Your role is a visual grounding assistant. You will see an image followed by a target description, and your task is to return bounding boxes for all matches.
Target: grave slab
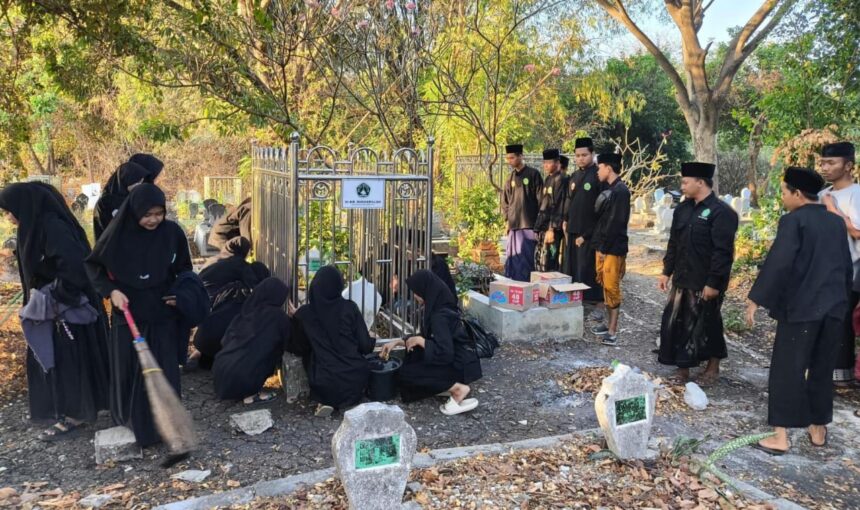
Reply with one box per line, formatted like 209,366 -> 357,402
230,409 -> 274,436
94,426 -> 142,465
331,402 -> 417,510
462,290 -> 582,342
594,364 -> 657,459
281,352 -> 310,403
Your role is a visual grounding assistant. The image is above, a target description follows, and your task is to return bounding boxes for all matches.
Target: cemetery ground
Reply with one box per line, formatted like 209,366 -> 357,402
1,230 -> 859,509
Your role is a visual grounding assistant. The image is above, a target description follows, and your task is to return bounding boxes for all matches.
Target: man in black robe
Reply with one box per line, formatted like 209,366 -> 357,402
501,144 -> 543,281
818,141 -> 859,384
563,137 -> 604,312
535,149 -> 567,271
746,167 -> 852,454
658,162 -> 738,384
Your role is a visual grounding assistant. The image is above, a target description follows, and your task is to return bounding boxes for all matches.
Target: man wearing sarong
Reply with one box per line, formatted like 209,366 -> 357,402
501,144 -> 543,281
746,167 -> 851,455
563,137 -> 604,318
818,141 -> 859,384
658,162 -> 738,384
535,149 -> 567,271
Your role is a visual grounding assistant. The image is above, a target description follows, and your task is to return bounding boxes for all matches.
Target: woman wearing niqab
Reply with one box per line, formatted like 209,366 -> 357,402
290,265 -> 375,416
381,270 -> 482,415
0,183 -> 110,440
213,277 -> 290,403
85,184 -> 193,447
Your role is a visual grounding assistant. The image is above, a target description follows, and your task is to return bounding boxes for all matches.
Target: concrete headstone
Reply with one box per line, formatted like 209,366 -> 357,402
594,364 -> 656,459
332,402 -> 417,510
281,352 -> 310,403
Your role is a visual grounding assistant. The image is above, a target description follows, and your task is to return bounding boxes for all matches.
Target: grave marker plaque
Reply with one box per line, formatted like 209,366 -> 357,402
594,364 -> 656,459
332,403 -> 417,510
615,395 -> 647,426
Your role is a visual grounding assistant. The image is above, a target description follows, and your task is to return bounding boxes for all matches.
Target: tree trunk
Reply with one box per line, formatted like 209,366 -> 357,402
747,114 -> 766,207
687,107 -> 719,192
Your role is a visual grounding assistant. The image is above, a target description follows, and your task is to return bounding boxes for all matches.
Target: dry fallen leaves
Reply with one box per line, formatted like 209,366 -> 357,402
556,366 -> 688,415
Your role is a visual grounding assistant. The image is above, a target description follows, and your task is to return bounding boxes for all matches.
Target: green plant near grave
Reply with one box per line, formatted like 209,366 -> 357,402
734,169 -> 784,270
722,306 -> 749,334
453,260 -> 493,297
671,432 -> 776,488
454,185 -> 504,255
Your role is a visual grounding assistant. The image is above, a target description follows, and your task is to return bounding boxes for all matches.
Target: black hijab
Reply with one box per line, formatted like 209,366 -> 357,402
406,269 -> 459,335
223,236 -> 251,258
224,277 -> 289,350
297,265 -> 351,345
104,161 -> 149,197
88,183 -> 176,289
0,183 -> 89,291
129,153 -> 164,183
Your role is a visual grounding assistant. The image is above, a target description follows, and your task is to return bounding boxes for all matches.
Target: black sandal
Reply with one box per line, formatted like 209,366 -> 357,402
38,419 -> 82,442
243,392 -> 277,405
751,441 -> 788,456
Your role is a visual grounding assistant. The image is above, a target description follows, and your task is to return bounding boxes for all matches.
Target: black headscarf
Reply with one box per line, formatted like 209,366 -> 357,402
249,262 -> 271,283
223,236 -> 251,258
129,153 -> 164,183
226,277 -> 289,350
88,183 -> 175,289
297,265 -> 351,345
0,183 -> 89,292
104,161 -> 150,197
406,269 -> 458,335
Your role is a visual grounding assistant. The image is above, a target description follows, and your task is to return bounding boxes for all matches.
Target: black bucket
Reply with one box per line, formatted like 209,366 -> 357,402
366,353 -> 402,402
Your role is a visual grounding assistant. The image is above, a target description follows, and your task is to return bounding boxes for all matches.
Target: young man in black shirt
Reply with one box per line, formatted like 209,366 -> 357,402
590,153 -> 630,345
501,144 -> 543,281
535,149 -> 567,271
658,162 -> 739,384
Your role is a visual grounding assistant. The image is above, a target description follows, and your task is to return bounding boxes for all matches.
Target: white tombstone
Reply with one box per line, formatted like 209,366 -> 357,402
722,194 -> 732,204
740,188 -> 752,216
177,190 -> 188,203
658,207 -> 674,233
651,194 -> 674,233
188,190 -> 202,203
634,196 -> 646,214
730,196 -> 743,215
594,364 -> 657,459
332,403 -> 417,510
81,183 -> 101,210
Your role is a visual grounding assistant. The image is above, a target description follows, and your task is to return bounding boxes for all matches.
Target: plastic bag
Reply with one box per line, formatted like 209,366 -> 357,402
461,315 -> 499,359
342,277 -> 383,331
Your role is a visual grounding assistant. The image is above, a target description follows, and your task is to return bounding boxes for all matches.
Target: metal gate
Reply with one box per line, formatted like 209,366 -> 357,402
452,153 -> 546,210
252,133 -> 435,336
203,176 -> 243,205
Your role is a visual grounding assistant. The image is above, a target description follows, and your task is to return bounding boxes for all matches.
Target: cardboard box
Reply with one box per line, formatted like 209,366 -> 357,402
488,281 -> 540,311
530,271 -> 572,285
538,282 -> 590,309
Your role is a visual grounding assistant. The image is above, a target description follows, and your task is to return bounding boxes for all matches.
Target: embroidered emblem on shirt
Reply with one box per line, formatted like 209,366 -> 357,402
139,274 -> 150,280
699,208 -> 711,219
523,178 -> 530,185
584,183 -> 592,191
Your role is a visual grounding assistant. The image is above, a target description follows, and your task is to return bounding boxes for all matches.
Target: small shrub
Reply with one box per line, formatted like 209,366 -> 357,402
453,185 -> 504,255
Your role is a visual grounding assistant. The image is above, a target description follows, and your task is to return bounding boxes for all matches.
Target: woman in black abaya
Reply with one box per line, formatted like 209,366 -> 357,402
213,277 -> 290,403
0,183 -> 109,440
85,184 -> 192,448
381,270 -> 482,415
290,265 -> 375,416
198,237 -> 253,297
93,161 -> 149,239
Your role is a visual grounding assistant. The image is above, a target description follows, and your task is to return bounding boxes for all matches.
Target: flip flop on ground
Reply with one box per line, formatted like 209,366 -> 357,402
38,419 -> 82,442
314,404 -> 335,417
243,391 -> 277,405
439,397 -> 479,416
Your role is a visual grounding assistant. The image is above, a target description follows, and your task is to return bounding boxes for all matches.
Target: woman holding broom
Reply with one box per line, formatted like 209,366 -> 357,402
0,183 -> 110,441
86,184 -> 193,448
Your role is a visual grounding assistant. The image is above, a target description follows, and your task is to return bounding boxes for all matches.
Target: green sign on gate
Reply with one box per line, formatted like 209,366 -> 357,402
615,395 -> 647,426
355,435 -> 400,470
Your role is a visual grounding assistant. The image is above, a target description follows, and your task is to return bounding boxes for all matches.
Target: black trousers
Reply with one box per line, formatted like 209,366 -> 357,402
563,234 -> 603,302
834,291 -> 859,382
535,229 -> 563,272
769,317 -> 842,427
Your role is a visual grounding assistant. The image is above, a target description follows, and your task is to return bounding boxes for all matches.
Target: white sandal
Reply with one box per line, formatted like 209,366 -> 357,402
439,397 -> 479,415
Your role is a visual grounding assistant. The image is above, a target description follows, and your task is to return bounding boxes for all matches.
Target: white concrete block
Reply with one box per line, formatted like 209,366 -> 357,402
94,426 -> 142,465
462,290 -> 583,342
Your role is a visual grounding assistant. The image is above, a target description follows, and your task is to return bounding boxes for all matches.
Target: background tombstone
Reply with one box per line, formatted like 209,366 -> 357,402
594,364 -> 657,459
332,402 -> 417,510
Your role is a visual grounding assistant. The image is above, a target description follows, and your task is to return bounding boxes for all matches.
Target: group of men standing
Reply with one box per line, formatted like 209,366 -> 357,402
499,138 -> 859,455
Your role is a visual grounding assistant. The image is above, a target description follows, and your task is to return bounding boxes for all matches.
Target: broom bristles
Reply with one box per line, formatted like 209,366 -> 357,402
135,341 -> 197,456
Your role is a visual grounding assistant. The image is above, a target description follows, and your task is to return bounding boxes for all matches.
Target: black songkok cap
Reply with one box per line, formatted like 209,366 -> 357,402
598,153 -> 622,167
821,142 -> 855,162
574,137 -> 593,149
542,148 -> 560,160
784,166 -> 825,195
505,144 -> 524,155
680,162 -> 715,179
559,155 -> 569,169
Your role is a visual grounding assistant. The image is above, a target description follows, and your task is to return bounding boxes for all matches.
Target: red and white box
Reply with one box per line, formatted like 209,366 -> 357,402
488,280 -> 540,311
538,282 -> 590,309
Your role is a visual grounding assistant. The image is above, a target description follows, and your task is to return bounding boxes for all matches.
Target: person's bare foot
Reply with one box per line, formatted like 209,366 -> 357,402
697,370 -> 719,386
669,368 -> 690,384
449,383 -> 471,404
808,425 -> 827,446
757,427 -> 789,453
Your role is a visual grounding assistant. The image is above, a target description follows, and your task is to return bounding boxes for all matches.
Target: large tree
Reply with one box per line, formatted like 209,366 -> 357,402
593,0 -> 798,182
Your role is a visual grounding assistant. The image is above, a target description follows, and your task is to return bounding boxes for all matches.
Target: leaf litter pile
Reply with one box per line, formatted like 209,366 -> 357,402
0,282 -> 26,404
233,436 -> 775,510
556,367 -> 688,415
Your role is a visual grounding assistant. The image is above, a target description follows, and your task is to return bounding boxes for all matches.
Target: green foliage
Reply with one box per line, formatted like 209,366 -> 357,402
722,307 -> 749,334
453,185 -> 505,253
734,169 -> 784,268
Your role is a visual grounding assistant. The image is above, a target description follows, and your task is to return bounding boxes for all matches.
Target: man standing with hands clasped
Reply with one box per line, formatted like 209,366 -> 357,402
746,167 -> 852,455
535,149 -> 567,271
818,142 -> 859,385
658,162 -> 738,384
501,144 -> 543,281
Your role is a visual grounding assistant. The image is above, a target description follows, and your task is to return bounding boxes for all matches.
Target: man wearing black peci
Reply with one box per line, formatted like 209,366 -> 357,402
501,144 -> 543,281
534,149 -> 567,271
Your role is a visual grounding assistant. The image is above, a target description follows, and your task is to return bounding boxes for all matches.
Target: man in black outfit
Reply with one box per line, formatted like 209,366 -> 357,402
746,167 -> 852,455
501,144 -> 543,281
563,137 -> 604,313
535,149 -> 567,271
658,162 -> 739,384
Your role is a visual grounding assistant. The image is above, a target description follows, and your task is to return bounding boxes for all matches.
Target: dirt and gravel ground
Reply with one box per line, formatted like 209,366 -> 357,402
1,229 -> 859,508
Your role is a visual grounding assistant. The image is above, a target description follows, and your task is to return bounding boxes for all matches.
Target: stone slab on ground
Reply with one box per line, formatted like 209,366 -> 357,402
171,470 -> 211,483
463,290 -> 583,342
94,426 -> 142,465
281,352 -> 310,403
230,409 -> 273,436
594,364 -> 657,459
